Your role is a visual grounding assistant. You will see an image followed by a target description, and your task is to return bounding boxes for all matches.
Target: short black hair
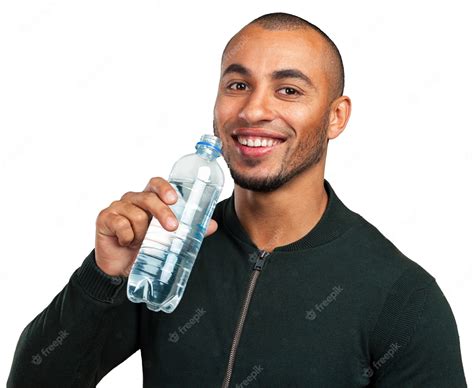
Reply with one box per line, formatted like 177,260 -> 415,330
222,12 -> 345,100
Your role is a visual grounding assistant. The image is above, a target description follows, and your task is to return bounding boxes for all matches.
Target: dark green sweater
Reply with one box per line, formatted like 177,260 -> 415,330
8,179 -> 467,387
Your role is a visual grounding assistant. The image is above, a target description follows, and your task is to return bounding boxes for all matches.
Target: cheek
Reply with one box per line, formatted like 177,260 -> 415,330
279,104 -> 318,133
214,95 -> 239,126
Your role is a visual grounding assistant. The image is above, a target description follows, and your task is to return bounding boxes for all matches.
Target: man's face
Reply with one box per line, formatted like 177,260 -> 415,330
213,25 -> 334,192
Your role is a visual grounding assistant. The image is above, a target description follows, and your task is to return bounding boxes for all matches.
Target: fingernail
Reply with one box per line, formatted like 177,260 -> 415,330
166,191 -> 177,202
167,217 -> 178,229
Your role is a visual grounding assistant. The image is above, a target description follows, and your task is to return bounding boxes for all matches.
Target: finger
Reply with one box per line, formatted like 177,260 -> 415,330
108,201 -> 152,246
99,212 -> 135,247
121,191 -> 178,231
204,219 -> 218,237
143,177 -> 178,205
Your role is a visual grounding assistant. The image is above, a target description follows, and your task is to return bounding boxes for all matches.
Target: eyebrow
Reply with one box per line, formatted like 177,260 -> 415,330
271,69 -> 315,89
222,63 -> 251,77
222,63 -> 315,89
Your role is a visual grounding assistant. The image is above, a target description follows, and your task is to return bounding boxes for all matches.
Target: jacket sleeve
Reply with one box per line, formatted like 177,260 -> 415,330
7,249 -> 141,388
370,279 -> 467,388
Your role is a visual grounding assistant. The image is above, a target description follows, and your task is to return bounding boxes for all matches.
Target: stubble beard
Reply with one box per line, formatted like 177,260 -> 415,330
213,115 -> 329,193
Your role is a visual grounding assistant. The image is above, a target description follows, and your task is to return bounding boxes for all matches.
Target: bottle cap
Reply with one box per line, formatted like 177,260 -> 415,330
196,134 -> 222,154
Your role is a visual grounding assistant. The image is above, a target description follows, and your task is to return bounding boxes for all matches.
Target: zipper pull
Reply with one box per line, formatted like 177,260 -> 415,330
253,250 -> 270,271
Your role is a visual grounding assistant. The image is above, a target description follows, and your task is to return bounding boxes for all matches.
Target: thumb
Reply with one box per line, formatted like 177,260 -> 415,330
204,219 -> 218,237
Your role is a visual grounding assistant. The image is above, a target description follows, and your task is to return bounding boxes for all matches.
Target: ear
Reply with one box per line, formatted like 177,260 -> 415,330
327,96 -> 351,140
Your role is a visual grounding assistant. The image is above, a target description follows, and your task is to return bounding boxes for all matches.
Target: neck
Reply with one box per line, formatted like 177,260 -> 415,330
234,161 -> 328,252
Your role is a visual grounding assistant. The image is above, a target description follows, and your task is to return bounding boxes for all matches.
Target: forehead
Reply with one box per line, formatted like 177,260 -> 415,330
222,25 -> 328,77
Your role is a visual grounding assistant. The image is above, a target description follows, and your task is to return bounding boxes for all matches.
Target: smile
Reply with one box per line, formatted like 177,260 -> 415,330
236,136 -> 284,148
232,135 -> 285,158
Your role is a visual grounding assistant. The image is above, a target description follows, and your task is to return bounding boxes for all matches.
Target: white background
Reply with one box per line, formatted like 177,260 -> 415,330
1,0 -> 472,386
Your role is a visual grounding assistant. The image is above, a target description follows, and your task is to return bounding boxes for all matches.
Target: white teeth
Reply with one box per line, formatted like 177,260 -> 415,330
237,136 -> 282,147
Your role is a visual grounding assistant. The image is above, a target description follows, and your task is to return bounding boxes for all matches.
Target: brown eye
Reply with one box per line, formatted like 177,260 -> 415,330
228,82 -> 248,91
278,87 -> 299,96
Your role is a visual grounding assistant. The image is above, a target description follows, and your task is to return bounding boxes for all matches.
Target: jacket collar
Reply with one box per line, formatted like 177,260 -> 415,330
222,179 -> 361,251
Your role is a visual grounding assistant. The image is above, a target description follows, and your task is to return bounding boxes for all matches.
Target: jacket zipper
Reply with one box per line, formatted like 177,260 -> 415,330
221,249 -> 270,388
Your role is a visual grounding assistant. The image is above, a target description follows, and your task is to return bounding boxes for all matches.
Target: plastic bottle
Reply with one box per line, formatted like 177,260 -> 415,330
127,134 -> 225,313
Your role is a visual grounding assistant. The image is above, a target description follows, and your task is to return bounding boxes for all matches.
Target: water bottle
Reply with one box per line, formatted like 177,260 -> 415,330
127,134 -> 225,313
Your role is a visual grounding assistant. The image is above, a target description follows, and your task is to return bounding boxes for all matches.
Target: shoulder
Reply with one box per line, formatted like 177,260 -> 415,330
343,211 -> 435,288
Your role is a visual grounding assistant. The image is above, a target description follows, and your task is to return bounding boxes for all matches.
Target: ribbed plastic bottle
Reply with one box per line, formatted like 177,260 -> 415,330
127,134 -> 225,313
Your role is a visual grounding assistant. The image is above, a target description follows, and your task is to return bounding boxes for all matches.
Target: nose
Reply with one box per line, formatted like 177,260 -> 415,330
238,88 -> 276,124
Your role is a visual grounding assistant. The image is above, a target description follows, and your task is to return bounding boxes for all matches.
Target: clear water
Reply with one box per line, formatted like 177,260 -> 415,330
127,180 -> 221,313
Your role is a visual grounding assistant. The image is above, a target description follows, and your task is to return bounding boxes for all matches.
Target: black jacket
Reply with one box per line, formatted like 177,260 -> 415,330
8,179 -> 467,387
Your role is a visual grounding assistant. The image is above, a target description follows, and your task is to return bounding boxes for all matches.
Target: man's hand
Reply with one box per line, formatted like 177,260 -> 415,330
95,177 -> 218,276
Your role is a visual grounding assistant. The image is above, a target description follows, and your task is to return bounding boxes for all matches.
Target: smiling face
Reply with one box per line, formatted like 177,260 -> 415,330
213,24 -> 344,193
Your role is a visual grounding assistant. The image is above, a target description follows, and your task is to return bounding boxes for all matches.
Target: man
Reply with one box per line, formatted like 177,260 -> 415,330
8,12 -> 467,387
